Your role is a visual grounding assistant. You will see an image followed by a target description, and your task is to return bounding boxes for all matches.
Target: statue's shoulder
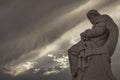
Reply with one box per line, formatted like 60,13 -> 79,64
101,14 -> 111,19
101,14 -> 114,21
100,14 -> 116,24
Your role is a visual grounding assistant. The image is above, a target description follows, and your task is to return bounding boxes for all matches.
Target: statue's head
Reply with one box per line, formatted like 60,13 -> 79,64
87,10 -> 100,24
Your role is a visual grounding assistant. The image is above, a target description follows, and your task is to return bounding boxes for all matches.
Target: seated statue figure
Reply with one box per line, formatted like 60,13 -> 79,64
68,10 -> 119,80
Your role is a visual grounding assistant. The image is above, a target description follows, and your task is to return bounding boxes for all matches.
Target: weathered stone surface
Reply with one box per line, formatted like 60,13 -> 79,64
68,10 -> 119,80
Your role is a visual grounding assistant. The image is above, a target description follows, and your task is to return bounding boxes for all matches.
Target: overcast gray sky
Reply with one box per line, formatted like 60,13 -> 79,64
0,0 -> 120,80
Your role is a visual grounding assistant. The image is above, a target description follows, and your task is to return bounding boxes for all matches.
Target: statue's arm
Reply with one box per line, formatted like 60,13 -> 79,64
81,22 -> 107,38
68,40 -> 84,55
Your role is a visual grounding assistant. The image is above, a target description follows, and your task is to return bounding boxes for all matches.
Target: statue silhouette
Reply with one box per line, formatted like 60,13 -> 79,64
68,10 -> 119,80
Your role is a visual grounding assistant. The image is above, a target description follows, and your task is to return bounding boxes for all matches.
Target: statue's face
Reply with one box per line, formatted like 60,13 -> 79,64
87,10 -> 100,24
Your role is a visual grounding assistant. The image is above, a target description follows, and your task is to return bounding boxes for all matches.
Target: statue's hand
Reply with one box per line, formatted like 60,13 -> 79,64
80,32 -> 87,40
85,29 -> 91,33
80,32 -> 89,41
80,29 -> 91,40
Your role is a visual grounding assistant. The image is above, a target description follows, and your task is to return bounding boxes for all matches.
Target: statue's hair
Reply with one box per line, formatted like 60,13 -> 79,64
87,10 -> 100,18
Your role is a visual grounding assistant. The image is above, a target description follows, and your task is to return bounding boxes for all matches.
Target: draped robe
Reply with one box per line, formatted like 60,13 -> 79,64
68,15 -> 119,80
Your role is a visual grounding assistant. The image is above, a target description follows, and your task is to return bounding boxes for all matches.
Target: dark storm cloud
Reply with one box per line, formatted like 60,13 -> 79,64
0,0 -> 87,44
0,0 -> 88,66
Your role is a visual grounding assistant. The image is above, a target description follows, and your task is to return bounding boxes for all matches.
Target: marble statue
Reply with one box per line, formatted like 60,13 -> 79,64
68,10 -> 119,80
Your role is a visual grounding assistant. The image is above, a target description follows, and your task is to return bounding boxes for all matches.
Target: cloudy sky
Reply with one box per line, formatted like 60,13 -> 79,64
0,0 -> 120,80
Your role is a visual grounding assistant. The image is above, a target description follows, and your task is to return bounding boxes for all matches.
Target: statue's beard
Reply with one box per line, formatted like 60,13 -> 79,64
88,15 -> 99,25
89,17 -> 95,24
